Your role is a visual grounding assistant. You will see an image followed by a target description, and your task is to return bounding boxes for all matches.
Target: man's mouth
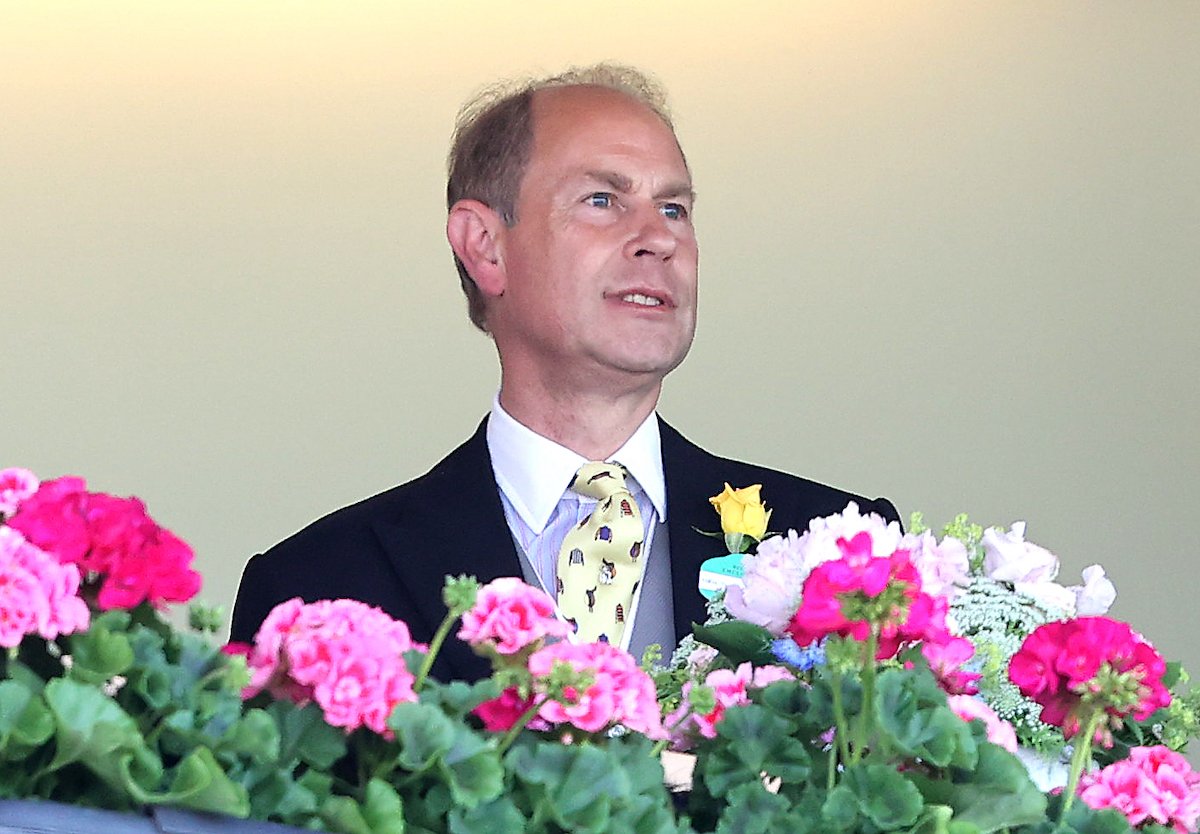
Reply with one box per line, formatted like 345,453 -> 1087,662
620,292 -> 665,307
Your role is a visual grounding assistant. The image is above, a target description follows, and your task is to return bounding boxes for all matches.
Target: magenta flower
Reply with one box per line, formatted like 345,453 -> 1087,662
786,530 -> 950,660
1077,746 -> 1200,833
1008,617 -> 1171,743
527,640 -> 665,739
7,476 -> 201,610
242,597 -> 427,737
457,576 -> 570,655
473,686 -> 538,732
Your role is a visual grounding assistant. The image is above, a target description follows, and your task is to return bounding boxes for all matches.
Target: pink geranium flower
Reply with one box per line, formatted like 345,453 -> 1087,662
0,527 -> 90,647
1009,617 -> 1171,743
922,636 -> 982,695
527,640 -> 665,739
1077,746 -> 1200,833
0,468 -> 39,517
666,662 -> 794,749
7,476 -> 201,610
457,576 -> 570,655
786,530 -> 950,660
242,597 -> 427,737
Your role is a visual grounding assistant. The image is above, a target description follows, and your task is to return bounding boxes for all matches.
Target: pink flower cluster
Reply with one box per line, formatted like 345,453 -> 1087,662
786,529 -> 950,660
527,640 -> 666,739
6,476 -> 200,610
242,597 -> 427,736
0,468 -> 39,518
1008,617 -> 1171,741
457,576 -> 570,655
0,527 -> 90,647
459,577 -> 665,740
666,662 -> 793,747
1077,746 -> 1200,833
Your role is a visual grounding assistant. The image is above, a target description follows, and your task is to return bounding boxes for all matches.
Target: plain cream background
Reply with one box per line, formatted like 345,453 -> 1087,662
4,3 -> 1197,704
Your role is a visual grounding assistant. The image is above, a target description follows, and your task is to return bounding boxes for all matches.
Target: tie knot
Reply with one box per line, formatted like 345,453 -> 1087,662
569,461 -> 630,500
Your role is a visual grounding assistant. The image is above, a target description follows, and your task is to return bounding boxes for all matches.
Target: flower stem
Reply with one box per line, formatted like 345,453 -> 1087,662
495,695 -> 548,756
1059,712 -> 1103,818
854,633 -> 879,764
412,610 -> 458,693
829,666 -> 852,770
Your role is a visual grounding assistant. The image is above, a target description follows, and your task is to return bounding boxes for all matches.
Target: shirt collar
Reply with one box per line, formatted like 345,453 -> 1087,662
486,394 -> 667,534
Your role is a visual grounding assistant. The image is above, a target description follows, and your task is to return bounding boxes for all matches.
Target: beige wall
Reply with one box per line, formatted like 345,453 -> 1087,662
4,2 -> 1197,698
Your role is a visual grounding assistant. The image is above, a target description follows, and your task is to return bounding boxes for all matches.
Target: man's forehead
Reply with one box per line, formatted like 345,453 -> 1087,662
528,85 -> 690,177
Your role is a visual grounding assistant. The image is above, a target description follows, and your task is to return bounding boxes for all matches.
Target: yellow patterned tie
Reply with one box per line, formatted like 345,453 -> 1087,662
555,461 -> 646,646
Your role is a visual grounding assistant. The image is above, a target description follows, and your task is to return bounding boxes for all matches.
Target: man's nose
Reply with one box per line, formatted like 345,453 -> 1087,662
624,207 -> 677,260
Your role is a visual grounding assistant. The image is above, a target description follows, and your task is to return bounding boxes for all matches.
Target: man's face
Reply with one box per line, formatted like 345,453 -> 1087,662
491,86 -> 698,394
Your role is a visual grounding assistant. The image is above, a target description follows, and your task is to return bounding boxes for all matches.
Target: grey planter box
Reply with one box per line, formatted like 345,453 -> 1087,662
0,801 -> 313,834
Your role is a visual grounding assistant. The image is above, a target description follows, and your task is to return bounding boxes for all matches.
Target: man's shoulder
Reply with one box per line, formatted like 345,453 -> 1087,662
658,419 -> 900,525
260,421 -> 492,560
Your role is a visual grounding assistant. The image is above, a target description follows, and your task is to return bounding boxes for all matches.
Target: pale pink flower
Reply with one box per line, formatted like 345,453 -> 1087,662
1077,746 -> 1200,833
457,577 -> 569,655
528,640 -> 665,739
242,598 -> 426,737
797,502 -> 906,567
0,468 -> 39,517
1069,564 -> 1117,616
725,530 -> 808,635
946,694 -> 1018,753
983,522 -> 1059,584
751,664 -> 795,688
901,530 -> 970,599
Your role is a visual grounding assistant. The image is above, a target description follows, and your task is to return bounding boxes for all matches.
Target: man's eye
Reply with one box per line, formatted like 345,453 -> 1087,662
585,193 -> 615,208
660,203 -> 689,221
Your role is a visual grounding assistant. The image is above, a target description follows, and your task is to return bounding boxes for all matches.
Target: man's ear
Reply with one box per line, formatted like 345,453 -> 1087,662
446,199 -> 507,298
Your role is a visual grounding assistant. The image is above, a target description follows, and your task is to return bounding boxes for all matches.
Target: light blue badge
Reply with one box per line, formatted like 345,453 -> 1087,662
698,553 -> 744,600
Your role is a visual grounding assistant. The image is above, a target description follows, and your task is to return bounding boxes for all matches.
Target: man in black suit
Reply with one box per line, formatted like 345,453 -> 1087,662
230,65 -> 897,681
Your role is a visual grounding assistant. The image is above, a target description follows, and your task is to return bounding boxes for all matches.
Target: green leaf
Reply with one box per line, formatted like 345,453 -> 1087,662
321,795 -> 374,834
713,781 -> 794,834
508,742 -> 628,832
122,746 -> 250,817
391,701 -> 456,772
273,701 -> 347,770
44,677 -> 160,792
448,796 -> 527,834
840,763 -> 924,829
939,744 -> 1046,832
692,621 -> 777,666
66,621 -> 136,683
360,778 -> 406,834
221,707 -> 281,761
874,666 -> 976,769
0,680 -> 53,749
700,704 -> 810,797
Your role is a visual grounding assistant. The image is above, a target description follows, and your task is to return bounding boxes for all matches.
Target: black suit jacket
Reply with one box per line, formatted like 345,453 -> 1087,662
230,417 -> 899,681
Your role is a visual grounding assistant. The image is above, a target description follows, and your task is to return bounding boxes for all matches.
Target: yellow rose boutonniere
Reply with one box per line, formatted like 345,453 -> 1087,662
708,482 -> 772,553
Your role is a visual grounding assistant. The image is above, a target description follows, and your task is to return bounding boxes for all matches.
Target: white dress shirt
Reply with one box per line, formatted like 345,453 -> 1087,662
486,395 -> 666,650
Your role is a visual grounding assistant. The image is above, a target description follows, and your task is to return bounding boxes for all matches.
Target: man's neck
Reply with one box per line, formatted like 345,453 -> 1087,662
498,382 -> 661,461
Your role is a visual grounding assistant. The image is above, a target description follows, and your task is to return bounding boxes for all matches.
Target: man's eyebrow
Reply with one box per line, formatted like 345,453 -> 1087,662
583,170 -> 695,203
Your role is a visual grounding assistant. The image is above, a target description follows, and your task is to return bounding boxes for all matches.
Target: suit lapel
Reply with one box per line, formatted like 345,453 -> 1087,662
661,419 -> 726,638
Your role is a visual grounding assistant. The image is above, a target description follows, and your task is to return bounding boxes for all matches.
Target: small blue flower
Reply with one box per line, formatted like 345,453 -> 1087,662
771,637 -> 825,671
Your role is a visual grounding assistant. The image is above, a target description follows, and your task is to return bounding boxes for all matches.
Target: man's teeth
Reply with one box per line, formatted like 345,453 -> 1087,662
621,293 -> 663,307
